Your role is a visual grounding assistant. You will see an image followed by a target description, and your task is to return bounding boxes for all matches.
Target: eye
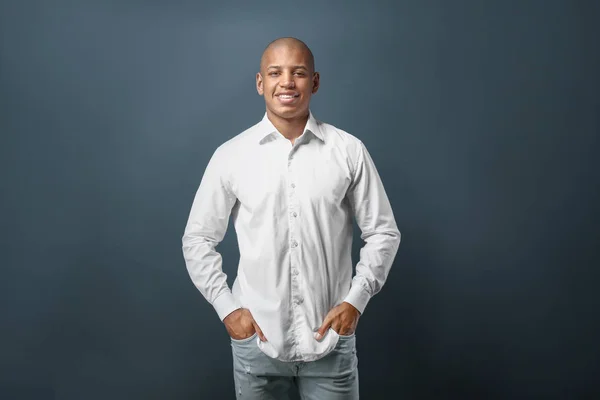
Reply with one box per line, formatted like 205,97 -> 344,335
294,72 -> 306,76
269,72 -> 280,76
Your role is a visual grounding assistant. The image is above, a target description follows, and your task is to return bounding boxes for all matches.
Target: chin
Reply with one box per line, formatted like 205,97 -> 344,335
270,105 -> 307,119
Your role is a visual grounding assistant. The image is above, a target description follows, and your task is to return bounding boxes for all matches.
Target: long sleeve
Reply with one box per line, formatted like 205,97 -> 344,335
342,141 -> 401,314
182,146 -> 240,321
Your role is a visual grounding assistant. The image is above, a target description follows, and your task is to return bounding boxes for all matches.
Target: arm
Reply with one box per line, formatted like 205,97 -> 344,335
181,146 -> 240,321
315,140 -> 401,339
342,140 -> 401,314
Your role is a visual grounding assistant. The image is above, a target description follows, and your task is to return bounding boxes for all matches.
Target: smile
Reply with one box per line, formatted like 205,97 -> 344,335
276,94 -> 299,98
276,93 -> 300,105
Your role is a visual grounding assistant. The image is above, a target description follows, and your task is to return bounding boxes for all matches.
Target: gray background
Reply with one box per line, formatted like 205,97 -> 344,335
1,0 -> 599,398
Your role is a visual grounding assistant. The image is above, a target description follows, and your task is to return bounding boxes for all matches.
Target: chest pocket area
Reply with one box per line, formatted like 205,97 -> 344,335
233,155 -> 286,213
304,156 -> 351,206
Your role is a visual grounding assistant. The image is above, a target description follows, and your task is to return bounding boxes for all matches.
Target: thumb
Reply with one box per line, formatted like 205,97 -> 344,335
252,321 -> 267,342
314,316 -> 331,341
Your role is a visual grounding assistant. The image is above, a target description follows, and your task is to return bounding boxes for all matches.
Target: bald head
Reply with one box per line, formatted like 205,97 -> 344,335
260,37 -> 315,74
255,36 -> 320,124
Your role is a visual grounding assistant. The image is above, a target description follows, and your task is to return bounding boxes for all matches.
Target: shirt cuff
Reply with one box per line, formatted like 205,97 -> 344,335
343,284 -> 371,315
212,291 -> 241,321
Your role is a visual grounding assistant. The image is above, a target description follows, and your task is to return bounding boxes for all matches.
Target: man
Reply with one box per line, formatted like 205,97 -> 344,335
182,37 -> 401,399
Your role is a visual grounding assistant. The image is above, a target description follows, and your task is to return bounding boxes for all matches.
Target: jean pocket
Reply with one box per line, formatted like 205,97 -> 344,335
338,332 -> 355,339
230,332 -> 257,344
329,327 -> 355,339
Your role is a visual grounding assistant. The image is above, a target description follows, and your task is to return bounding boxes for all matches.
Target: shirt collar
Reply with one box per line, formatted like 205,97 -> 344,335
257,110 -> 324,144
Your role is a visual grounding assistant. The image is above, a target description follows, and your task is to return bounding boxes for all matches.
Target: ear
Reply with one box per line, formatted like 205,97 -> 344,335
256,72 -> 264,95
311,72 -> 320,94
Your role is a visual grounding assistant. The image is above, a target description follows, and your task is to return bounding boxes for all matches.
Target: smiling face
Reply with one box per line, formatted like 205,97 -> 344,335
256,40 -> 320,122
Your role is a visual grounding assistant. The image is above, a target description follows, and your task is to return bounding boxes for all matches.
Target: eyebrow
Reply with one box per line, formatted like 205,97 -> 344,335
267,65 -> 309,70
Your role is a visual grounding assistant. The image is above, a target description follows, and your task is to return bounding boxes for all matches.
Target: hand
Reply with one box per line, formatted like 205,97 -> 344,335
314,302 -> 361,340
223,308 -> 267,341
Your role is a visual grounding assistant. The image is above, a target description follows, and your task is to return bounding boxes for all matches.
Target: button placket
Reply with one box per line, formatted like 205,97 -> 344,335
287,146 -> 303,356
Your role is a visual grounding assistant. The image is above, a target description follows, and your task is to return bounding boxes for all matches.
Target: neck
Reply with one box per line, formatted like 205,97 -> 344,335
266,109 -> 309,141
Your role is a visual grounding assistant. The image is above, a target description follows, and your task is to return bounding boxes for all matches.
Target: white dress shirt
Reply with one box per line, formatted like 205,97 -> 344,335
182,111 -> 401,362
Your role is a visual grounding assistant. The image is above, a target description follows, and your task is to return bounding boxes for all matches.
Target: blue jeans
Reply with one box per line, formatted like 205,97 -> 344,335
230,333 -> 359,399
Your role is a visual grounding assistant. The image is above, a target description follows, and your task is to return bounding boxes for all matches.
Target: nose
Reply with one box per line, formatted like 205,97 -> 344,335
279,73 -> 296,88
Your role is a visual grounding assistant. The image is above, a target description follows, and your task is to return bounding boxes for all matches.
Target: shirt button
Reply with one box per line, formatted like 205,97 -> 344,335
292,269 -> 299,275
296,297 -> 304,304
291,241 -> 298,248
291,183 -> 296,188
292,212 -> 298,217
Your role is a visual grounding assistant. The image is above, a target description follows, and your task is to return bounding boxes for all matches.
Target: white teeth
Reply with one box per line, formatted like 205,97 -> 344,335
279,95 -> 296,98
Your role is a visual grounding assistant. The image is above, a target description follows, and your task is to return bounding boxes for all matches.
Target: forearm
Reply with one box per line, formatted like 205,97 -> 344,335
343,226 -> 401,313
182,230 -> 240,320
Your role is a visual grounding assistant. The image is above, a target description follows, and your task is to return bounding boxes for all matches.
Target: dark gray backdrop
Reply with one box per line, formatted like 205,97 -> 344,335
1,0 -> 599,399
